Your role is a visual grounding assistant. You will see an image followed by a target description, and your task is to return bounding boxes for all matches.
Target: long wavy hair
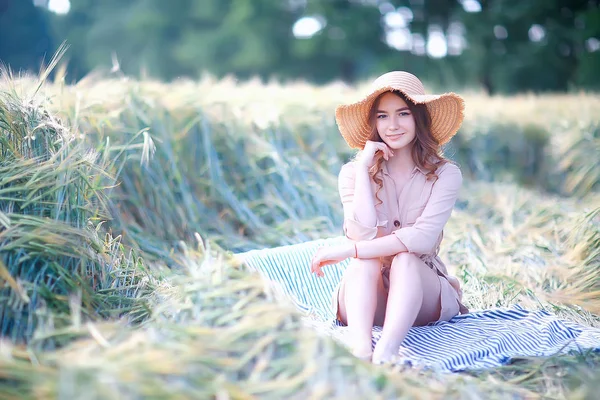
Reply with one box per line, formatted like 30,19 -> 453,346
359,90 -> 449,204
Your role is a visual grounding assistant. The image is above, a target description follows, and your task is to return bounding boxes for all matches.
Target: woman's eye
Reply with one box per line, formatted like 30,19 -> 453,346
399,112 -> 410,117
377,114 -> 387,119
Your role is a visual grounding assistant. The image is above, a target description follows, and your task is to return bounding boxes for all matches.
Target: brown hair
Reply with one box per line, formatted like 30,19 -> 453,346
361,90 -> 449,204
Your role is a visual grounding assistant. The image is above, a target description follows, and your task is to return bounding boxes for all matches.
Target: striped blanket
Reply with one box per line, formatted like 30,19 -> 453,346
239,236 -> 600,371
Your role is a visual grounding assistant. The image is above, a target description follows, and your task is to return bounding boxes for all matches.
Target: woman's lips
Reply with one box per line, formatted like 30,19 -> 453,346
387,133 -> 405,140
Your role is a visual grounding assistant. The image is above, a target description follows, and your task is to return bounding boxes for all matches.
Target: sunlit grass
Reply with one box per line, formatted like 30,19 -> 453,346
0,63 -> 599,398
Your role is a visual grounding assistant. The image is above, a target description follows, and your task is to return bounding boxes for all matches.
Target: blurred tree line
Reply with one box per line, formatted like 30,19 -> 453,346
1,0 -> 599,93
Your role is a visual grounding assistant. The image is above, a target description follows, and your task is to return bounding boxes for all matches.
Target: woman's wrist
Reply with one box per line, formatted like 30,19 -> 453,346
351,241 -> 361,259
356,161 -> 371,171
345,242 -> 356,259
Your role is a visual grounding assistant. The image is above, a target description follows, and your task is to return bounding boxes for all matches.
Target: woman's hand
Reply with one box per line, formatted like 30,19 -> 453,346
357,140 -> 394,169
310,243 -> 354,277
311,244 -> 353,277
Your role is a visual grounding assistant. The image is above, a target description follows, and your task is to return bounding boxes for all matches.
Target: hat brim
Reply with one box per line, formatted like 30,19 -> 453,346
335,87 -> 465,149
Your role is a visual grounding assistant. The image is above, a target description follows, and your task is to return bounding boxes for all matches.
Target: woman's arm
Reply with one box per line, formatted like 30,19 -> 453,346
355,234 -> 408,258
352,165 -> 462,259
312,163 -> 461,275
350,164 -> 460,259
311,233 -> 407,275
338,163 -> 378,241
339,142 -> 393,241
342,162 -> 377,225
311,164 -> 462,276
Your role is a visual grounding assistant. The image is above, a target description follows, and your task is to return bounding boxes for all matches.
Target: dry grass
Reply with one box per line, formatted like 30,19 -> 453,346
0,63 -> 599,399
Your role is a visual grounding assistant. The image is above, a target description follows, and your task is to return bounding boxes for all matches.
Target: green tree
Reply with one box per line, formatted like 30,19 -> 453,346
0,0 -> 54,74
51,0 -> 299,81
288,0 -> 388,82
45,0 -> 600,92
457,0 -> 597,93
573,4 -> 600,89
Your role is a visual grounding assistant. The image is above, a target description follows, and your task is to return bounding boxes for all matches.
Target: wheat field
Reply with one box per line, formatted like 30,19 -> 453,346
0,55 -> 599,399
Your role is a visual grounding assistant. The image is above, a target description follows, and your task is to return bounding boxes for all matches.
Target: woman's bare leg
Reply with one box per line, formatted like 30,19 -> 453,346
337,258 -> 387,358
372,252 -> 442,364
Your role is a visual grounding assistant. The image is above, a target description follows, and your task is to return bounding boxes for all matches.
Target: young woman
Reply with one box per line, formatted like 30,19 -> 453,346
311,71 -> 469,364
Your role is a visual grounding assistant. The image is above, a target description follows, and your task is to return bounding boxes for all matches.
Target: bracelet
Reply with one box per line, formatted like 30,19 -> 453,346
354,242 -> 358,258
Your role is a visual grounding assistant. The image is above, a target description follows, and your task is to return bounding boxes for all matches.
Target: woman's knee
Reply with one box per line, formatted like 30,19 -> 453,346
390,252 -> 421,275
345,257 -> 381,279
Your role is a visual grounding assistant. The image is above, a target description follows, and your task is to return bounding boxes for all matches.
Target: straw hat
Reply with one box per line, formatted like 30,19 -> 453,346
335,71 -> 465,149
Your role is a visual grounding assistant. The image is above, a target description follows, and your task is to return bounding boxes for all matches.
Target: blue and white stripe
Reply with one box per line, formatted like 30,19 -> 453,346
239,236 -> 600,371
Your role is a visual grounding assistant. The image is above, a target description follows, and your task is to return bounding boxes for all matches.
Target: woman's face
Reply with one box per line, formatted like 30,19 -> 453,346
375,92 -> 416,150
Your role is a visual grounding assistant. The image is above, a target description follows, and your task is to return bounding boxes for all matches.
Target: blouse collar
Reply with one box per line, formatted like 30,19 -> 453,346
381,159 -> 430,177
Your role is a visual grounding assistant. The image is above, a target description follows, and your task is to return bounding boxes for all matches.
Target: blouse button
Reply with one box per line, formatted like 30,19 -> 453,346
393,220 -> 401,227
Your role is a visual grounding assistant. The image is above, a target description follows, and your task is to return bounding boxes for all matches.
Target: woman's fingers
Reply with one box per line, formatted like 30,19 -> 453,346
310,249 -> 331,276
375,148 -> 388,161
311,253 -> 320,274
313,263 -> 322,277
311,249 -> 325,277
376,142 -> 394,159
374,144 -> 390,160
373,142 -> 394,160
361,140 -> 395,167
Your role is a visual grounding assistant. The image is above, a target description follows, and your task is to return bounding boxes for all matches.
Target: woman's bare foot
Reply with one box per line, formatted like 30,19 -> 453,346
371,339 -> 400,364
351,340 -> 374,361
352,347 -> 373,361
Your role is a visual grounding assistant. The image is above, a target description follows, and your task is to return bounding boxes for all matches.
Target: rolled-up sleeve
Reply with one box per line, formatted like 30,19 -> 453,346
394,164 -> 463,254
338,162 -> 378,240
